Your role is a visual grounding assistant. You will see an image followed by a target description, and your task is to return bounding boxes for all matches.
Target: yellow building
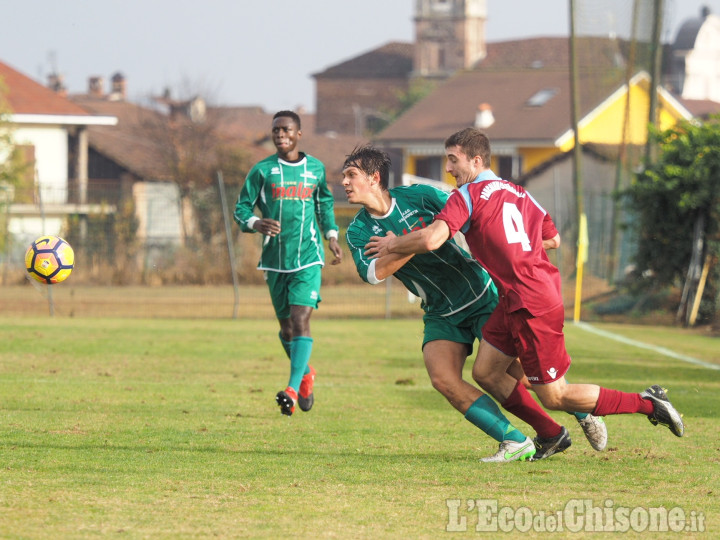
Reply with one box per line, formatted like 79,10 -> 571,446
373,37 -> 701,288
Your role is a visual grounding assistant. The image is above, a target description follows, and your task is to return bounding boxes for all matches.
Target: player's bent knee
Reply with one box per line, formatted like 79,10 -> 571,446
471,365 -> 493,386
429,375 -> 456,397
535,391 -> 564,411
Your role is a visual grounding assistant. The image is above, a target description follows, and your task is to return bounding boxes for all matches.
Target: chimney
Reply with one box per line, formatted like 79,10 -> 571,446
109,72 -> 126,101
475,103 -> 494,129
88,76 -> 104,98
47,73 -> 67,97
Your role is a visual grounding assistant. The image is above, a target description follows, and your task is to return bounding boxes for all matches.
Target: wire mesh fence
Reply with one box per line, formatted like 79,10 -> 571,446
0,177 -> 622,319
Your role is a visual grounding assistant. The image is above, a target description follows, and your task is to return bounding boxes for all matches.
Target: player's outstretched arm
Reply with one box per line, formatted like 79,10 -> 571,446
365,220 -> 450,258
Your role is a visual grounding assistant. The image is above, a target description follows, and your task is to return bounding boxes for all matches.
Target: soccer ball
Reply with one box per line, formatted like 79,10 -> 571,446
24,235 -> 75,284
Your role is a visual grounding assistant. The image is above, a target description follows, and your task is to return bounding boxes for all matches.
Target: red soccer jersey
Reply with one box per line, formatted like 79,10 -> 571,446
436,176 -> 562,316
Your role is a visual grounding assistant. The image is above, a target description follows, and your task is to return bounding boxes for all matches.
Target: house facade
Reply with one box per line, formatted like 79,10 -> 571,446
0,60 -> 116,257
374,38 -> 694,185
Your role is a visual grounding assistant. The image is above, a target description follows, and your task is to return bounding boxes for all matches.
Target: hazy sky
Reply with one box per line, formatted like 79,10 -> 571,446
1,0 -> 717,112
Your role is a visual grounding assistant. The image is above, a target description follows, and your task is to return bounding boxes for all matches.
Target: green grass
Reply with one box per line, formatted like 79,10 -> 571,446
1,317 -> 718,539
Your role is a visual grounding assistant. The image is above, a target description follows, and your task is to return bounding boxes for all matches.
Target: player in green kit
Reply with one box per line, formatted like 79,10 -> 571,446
342,145 -> 607,461
234,111 -> 342,416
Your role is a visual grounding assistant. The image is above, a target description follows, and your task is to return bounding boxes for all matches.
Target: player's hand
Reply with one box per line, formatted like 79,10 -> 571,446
364,231 -> 396,259
254,218 -> 281,236
328,237 -> 343,265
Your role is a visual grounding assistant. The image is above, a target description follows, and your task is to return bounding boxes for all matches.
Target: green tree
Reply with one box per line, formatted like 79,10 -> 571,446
622,116 -> 720,326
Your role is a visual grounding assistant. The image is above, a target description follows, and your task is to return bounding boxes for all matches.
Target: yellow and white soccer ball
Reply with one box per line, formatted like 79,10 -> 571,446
24,235 -> 75,284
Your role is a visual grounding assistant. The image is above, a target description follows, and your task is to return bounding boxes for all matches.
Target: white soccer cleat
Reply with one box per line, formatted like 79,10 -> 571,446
577,414 -> 608,451
480,436 -> 536,463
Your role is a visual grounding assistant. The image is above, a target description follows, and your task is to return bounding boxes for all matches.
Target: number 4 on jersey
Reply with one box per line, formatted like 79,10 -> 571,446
502,202 -> 531,251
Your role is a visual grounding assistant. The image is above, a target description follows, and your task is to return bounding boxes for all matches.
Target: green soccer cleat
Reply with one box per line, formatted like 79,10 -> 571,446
480,436 -> 536,463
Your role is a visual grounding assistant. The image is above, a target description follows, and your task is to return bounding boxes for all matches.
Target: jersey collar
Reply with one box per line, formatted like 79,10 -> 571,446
472,170 -> 501,183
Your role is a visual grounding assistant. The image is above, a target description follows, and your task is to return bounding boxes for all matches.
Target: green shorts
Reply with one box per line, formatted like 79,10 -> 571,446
421,296 -> 496,356
264,265 -> 322,319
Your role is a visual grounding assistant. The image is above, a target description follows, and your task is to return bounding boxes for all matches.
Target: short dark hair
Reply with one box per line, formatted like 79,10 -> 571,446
445,127 -> 491,167
343,145 -> 392,190
273,110 -> 301,130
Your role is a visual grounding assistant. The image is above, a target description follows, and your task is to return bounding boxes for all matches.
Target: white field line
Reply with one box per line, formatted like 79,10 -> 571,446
574,321 -> 720,371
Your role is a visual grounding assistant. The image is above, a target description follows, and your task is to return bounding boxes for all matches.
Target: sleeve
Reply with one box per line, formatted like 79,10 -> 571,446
427,185 -> 451,210
542,212 -> 559,240
407,183 -> 449,214
233,165 -> 262,233
313,163 -> 339,240
435,189 -> 470,237
345,220 -> 374,284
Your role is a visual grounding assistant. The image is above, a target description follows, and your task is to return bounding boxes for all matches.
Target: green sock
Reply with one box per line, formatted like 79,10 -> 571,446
288,337 -> 313,391
278,332 -> 291,359
465,395 -> 526,443
279,332 -> 311,375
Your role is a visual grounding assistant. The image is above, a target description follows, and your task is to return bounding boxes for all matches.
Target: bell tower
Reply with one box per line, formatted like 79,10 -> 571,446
414,0 -> 487,78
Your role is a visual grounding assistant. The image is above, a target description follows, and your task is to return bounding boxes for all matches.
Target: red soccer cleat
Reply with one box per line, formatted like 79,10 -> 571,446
298,365 -> 316,412
276,387 -> 297,416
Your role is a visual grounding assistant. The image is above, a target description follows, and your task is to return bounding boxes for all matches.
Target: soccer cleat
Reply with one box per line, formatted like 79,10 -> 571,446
640,385 -> 684,437
530,426 -> 572,460
298,365 -> 316,412
276,387 -> 297,416
577,414 -> 608,451
480,436 -> 536,463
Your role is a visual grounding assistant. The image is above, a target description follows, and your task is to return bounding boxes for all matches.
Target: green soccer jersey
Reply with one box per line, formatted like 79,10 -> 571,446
234,152 -> 339,272
346,184 -> 497,317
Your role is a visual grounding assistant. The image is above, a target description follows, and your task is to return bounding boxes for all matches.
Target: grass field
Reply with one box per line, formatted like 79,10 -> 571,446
1,315 -> 719,539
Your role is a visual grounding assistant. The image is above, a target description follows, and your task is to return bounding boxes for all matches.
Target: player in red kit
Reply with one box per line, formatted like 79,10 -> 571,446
365,128 -> 684,458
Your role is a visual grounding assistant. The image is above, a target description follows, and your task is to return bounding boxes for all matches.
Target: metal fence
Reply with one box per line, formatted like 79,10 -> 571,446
1,176 -> 622,319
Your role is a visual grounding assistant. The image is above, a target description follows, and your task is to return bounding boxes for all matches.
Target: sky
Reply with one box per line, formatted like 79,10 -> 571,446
1,0 -> 717,112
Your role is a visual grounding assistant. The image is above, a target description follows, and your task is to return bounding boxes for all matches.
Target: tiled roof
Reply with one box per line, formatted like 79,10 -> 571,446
72,97 -> 175,180
207,106 -> 275,142
376,36 -> 632,146
0,60 -> 93,116
207,106 -> 365,185
376,67 -> 626,144
206,106 -> 317,142
301,132 -> 369,185
475,36 -> 629,72
313,41 -> 414,79
675,97 -> 720,118
74,98 -> 359,187
476,37 -> 571,70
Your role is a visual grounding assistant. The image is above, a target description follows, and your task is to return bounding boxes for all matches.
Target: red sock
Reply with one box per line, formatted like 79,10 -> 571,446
593,387 -> 653,416
501,382 -> 562,439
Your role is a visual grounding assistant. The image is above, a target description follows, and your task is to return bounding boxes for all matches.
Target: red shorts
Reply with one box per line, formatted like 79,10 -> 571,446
482,304 -> 571,384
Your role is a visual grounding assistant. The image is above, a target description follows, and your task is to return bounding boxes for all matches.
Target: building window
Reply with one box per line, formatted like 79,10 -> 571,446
498,155 -> 522,180
415,156 -> 444,181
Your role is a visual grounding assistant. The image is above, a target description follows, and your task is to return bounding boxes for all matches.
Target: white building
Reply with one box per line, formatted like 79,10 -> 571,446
0,60 -> 116,252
